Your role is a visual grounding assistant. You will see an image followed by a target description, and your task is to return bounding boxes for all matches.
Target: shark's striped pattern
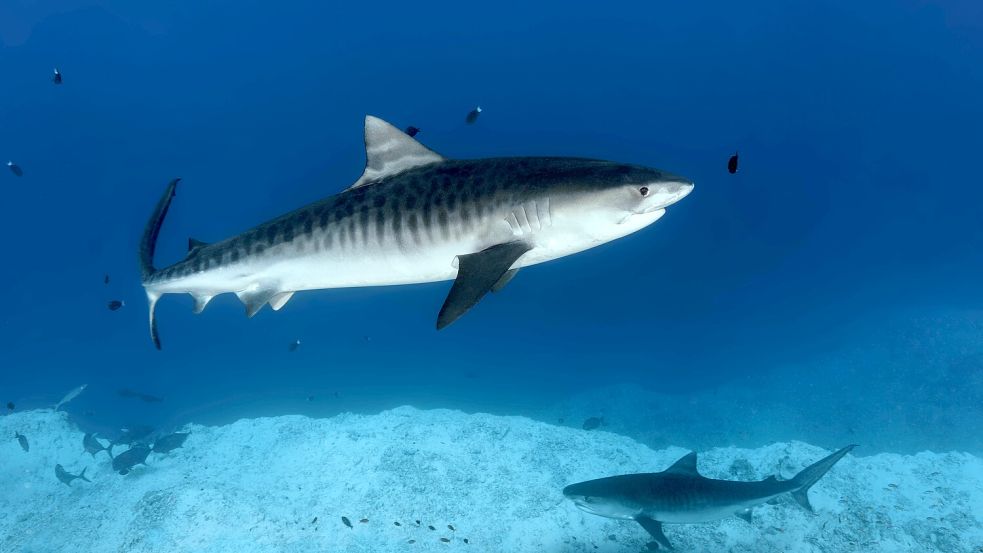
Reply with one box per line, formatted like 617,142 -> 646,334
140,116 -> 694,348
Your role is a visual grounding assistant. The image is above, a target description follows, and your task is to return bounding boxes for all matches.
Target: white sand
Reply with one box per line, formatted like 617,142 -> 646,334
1,407 -> 981,553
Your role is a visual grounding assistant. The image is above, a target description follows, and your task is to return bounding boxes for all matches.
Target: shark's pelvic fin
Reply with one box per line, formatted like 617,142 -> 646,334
350,115 -> 444,189
636,516 -> 673,550
664,451 -> 699,475
269,291 -> 295,311
491,268 -> 519,293
436,241 -> 532,330
736,508 -> 753,523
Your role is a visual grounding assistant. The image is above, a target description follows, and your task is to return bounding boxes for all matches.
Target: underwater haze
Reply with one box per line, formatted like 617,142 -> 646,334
1,1 -> 982,552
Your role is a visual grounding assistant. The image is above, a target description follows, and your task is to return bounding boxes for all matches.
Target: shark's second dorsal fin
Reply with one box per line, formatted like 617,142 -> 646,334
349,115 -> 444,189
664,452 -> 699,475
187,238 -> 208,257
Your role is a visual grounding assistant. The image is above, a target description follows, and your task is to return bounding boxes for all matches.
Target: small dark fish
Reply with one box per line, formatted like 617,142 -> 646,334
465,106 -> 482,124
6,402 -> 13,411
112,444 -> 151,475
117,388 -> 163,403
582,416 -> 605,431
428,525 -> 436,531
440,538 -> 450,543
448,524 -> 455,531
15,432 -> 29,452
311,516 -> 318,524
359,518 -> 368,523
289,339 -> 301,352
7,161 -> 23,177
108,300 -> 124,311
55,464 -> 90,486
405,126 -> 420,137
394,521 -> 401,526
152,432 -> 189,454
408,540 -> 416,544
341,516 -> 353,529
728,152 -> 739,174
415,520 -> 421,526
463,538 -> 470,544
52,68 -> 62,85
104,274 -> 110,285
83,433 -> 111,458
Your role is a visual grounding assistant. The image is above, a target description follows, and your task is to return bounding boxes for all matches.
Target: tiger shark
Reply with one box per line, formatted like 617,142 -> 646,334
563,444 -> 857,549
139,116 -> 694,348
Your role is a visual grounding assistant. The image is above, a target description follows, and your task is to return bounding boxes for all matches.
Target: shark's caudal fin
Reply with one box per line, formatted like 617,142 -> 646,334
139,178 -> 181,350
790,444 -> 857,511
78,467 -> 91,483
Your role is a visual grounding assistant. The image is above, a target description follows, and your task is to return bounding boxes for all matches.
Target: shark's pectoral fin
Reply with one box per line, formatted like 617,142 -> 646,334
736,508 -> 753,523
436,242 -> 532,330
491,268 -> 519,293
636,516 -> 673,550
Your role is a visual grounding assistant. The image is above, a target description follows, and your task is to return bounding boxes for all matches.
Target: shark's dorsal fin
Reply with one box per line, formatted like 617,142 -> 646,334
664,451 -> 699,475
349,115 -> 444,189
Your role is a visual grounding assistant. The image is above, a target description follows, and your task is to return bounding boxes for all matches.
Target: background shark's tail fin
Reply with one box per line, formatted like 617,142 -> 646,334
78,467 -> 91,483
139,178 -> 180,349
790,444 -> 857,511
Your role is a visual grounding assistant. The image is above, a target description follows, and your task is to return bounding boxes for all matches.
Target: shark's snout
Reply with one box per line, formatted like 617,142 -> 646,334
637,178 -> 694,214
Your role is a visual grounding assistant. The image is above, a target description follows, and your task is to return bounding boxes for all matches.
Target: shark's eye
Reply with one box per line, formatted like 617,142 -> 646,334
583,496 -> 593,503
639,187 -> 649,197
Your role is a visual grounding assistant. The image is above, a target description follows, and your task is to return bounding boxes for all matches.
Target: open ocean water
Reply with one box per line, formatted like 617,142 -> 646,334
1,1 -> 981,552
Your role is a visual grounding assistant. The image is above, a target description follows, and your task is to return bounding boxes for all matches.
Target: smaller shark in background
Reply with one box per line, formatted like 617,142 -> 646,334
563,445 -> 856,549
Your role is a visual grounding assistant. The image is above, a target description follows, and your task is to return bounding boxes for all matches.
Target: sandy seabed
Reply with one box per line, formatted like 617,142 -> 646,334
1,407 -> 981,553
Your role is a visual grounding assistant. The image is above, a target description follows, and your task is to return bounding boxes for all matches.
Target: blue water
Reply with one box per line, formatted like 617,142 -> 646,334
1,1 -> 980,451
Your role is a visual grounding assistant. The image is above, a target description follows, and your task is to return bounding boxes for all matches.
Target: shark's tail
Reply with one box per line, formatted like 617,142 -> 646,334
789,444 -> 857,512
78,467 -> 91,483
139,178 -> 181,350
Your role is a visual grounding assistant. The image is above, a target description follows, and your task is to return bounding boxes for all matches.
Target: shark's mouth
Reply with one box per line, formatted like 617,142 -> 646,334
573,500 -> 597,515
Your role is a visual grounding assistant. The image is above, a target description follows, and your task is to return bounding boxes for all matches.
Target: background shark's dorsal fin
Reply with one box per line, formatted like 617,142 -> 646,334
664,451 -> 699,475
349,115 -> 445,189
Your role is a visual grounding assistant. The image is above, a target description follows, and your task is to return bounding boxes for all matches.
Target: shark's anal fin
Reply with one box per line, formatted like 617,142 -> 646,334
436,242 -> 531,330
736,508 -> 753,523
192,294 -> 215,314
236,288 -> 278,318
491,268 -> 518,293
636,516 -> 673,550
269,291 -> 294,311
